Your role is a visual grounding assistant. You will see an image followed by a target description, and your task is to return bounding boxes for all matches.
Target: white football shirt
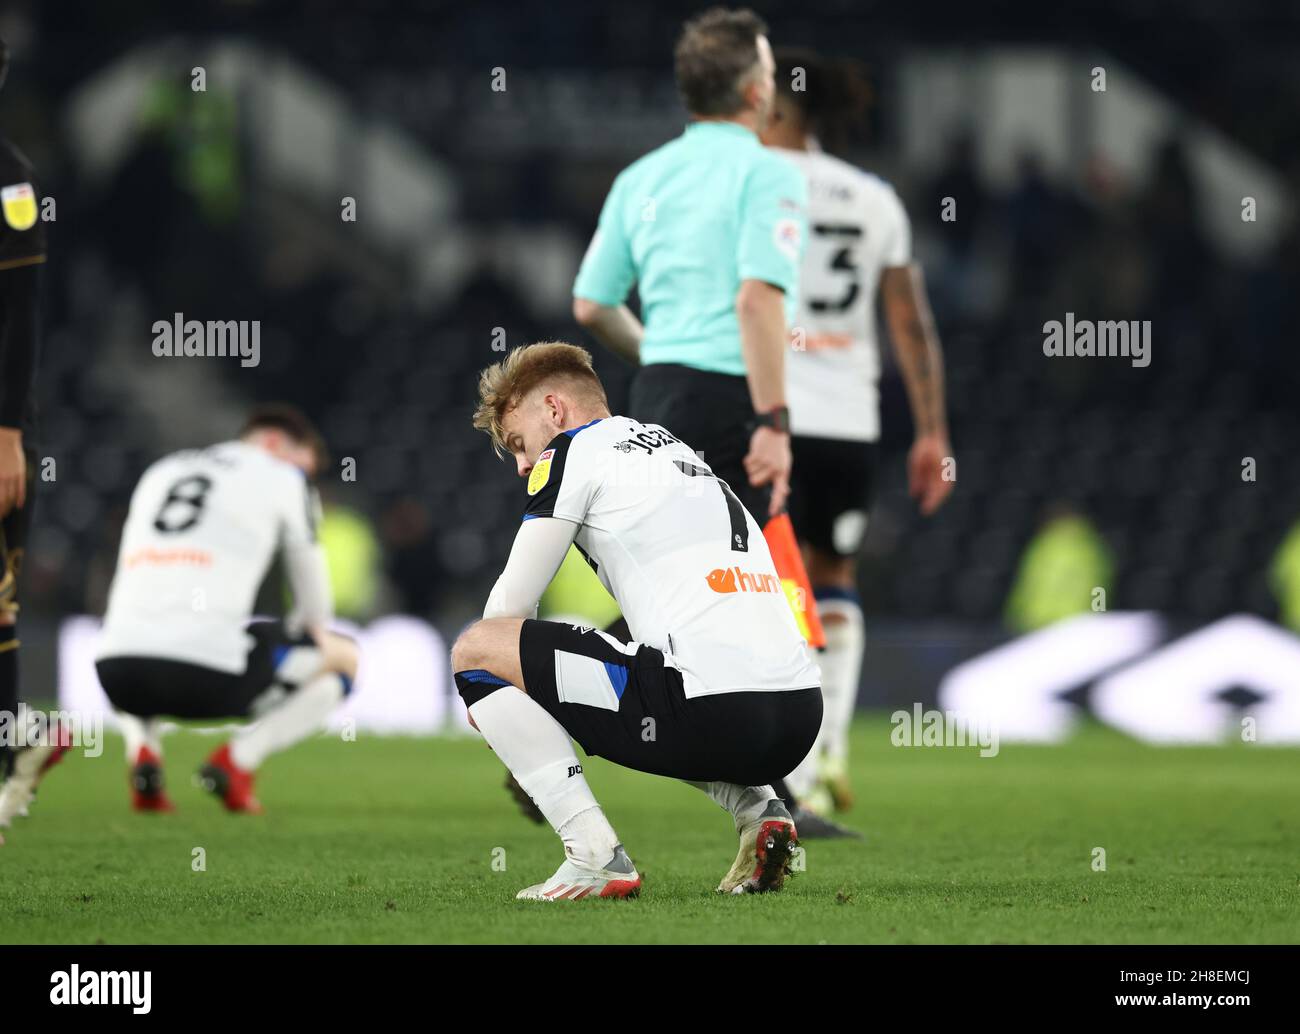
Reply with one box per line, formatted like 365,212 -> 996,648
517,417 -> 821,698
772,145 -> 912,442
97,440 -> 331,673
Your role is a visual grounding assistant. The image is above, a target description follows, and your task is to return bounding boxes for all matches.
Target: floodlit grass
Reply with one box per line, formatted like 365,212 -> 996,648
2,716 -> 1296,943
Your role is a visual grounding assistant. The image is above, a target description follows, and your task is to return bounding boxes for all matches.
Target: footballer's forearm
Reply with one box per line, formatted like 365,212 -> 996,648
482,516 -> 577,620
283,542 -> 334,635
881,264 -> 948,440
735,279 -> 787,413
572,298 -> 642,365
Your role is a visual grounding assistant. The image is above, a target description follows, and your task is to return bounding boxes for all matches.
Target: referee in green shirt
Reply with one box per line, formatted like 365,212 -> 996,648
573,6 -> 804,523
572,8 -> 855,838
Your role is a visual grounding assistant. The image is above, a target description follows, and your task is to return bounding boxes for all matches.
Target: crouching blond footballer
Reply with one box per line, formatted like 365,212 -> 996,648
454,342 -> 823,900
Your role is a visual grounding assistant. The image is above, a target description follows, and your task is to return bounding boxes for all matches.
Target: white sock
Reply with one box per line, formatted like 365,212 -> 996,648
817,597 -> 865,767
118,713 -> 163,762
557,808 -> 621,869
230,672 -> 344,771
685,781 -> 775,832
468,686 -> 618,868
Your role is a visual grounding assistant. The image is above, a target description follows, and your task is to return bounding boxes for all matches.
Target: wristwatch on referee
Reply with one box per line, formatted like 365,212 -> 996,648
752,406 -> 791,433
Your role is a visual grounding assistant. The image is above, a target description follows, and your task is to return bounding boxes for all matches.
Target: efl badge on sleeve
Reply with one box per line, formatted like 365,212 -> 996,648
773,217 -> 801,261
528,448 -> 556,496
1,183 -> 37,231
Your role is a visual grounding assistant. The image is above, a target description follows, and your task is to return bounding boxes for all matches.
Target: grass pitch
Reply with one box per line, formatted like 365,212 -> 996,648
1,716 -> 1296,944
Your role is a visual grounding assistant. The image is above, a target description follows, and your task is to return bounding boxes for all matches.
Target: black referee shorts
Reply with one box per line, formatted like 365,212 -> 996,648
787,435 -> 879,559
629,363 -> 771,523
513,619 -> 821,786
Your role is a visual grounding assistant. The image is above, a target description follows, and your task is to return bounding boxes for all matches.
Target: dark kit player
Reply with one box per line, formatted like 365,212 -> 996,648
0,37 -> 70,842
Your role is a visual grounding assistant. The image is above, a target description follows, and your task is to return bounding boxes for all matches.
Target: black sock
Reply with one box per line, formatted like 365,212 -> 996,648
771,777 -> 798,810
0,625 -> 18,779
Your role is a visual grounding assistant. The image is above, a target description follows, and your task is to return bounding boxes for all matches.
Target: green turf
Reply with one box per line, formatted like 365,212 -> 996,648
1,715 -> 1296,944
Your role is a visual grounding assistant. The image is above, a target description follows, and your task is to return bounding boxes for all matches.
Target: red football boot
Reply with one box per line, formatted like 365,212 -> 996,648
196,743 -> 264,814
129,746 -> 175,812
716,798 -> 800,894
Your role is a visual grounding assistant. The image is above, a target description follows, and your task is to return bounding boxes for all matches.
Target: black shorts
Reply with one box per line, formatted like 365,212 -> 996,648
95,621 -> 326,720
629,363 -> 771,524
516,619 -> 821,786
0,444 -> 37,618
787,435 -> 879,559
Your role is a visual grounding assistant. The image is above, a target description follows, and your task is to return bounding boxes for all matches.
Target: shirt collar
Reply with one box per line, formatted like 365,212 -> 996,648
563,418 -> 604,438
684,120 -> 758,144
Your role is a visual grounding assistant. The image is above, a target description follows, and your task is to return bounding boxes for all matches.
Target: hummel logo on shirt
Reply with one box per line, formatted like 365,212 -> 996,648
705,567 -> 781,594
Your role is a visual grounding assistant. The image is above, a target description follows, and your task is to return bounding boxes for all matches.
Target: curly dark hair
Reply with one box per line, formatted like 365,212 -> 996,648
774,47 -> 873,153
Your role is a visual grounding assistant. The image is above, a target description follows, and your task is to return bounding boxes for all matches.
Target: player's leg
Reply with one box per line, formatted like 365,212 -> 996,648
198,622 -> 357,814
116,712 -> 172,812
0,454 -> 72,839
806,549 -> 865,810
0,447 -> 30,773
0,601 -> 72,834
676,688 -> 822,893
682,780 -> 801,893
684,780 -> 776,829
751,437 -> 859,844
97,655 -> 229,811
0,591 -> 20,789
473,615 -> 822,894
498,614 -> 635,828
452,617 -> 640,901
801,437 -> 875,812
781,439 -> 822,804
0,576 -> 16,782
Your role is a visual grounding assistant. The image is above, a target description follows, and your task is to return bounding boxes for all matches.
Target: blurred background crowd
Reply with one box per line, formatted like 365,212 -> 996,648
6,0 -> 1299,665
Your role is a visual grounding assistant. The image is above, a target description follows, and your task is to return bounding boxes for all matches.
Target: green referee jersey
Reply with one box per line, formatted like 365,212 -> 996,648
573,120 -> 808,377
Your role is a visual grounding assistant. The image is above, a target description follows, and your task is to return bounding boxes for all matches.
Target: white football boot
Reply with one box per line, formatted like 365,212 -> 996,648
516,844 -> 642,901
717,797 -> 799,894
0,728 -> 72,836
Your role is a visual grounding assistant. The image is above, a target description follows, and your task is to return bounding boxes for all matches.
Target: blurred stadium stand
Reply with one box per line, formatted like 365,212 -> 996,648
7,0 -> 1299,650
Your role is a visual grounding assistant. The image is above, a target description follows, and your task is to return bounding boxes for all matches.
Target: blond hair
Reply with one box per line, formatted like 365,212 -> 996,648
472,341 -> 609,456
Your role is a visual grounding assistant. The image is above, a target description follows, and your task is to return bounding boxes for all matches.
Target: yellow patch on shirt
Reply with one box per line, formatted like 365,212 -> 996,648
527,448 -> 555,496
1,183 -> 37,231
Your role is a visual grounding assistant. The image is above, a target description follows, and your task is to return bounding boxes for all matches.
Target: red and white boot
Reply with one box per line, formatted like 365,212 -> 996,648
0,721 -> 74,838
717,798 -> 799,894
516,844 -> 642,901
130,746 -> 175,813
196,743 -> 263,814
